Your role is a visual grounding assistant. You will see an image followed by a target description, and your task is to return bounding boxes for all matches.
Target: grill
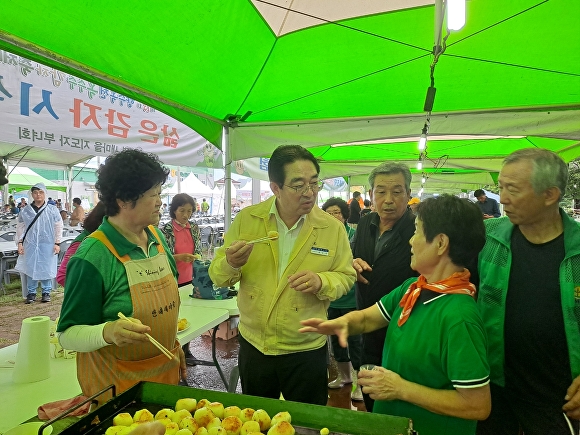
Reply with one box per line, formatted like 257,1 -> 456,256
45,382 -> 415,435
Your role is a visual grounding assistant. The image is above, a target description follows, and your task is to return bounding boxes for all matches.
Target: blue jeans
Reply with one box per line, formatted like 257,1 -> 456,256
26,276 -> 52,296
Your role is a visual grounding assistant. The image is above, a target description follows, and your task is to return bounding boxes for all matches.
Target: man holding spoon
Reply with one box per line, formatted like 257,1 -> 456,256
210,145 -> 356,405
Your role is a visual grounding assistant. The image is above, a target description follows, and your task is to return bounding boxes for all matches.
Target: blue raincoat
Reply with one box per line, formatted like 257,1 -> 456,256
17,186 -> 63,280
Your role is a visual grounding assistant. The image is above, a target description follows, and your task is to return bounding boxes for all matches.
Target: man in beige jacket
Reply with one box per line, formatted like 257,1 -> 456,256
210,145 -> 356,405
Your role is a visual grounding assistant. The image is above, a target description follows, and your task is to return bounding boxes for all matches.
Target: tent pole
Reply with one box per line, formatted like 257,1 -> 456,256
177,166 -> 182,193
251,178 -> 260,205
224,126 -> 232,232
68,165 -> 73,212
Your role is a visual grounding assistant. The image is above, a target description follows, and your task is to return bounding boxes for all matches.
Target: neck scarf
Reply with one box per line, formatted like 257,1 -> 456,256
398,268 -> 475,326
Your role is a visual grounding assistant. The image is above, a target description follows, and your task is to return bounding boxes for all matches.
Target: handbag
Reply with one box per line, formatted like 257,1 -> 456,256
191,259 -> 230,300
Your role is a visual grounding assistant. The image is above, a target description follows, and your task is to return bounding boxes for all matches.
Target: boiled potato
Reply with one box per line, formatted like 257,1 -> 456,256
267,421 -> 295,435
207,402 -> 225,419
176,398 -> 197,413
133,409 -> 154,423
113,412 -> 133,426
179,416 -> 200,432
196,399 -> 211,410
223,406 -> 241,418
251,409 -> 271,432
240,420 -> 261,435
239,408 -> 255,423
271,411 -> 291,427
221,415 -> 243,435
172,409 -> 193,424
194,407 -> 216,428
206,417 -> 222,431
155,408 -> 176,420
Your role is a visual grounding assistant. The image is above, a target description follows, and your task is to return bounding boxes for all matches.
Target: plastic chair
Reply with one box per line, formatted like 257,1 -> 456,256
0,231 -> 16,242
199,226 -> 214,251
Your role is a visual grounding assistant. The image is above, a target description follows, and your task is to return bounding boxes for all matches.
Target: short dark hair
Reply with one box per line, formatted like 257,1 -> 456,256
415,194 -> 485,267
95,148 -> 169,216
72,197 -> 82,205
169,193 -> 196,219
368,162 -> 412,193
474,189 -> 485,198
82,202 -> 106,233
321,197 -> 349,220
353,191 -> 361,199
363,199 -> 371,207
268,145 -> 320,187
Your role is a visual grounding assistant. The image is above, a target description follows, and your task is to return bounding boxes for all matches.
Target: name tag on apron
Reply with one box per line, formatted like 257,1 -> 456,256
311,247 -> 329,256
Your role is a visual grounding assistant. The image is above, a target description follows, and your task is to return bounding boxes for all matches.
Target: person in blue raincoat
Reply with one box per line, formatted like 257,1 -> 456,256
16,183 -> 63,303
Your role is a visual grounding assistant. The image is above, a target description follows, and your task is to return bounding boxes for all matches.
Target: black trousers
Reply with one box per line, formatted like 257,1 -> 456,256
477,383 -> 579,435
238,334 -> 328,406
327,306 -> 362,370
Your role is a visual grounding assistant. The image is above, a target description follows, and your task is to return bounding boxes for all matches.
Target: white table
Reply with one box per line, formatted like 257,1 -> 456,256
0,306 -> 228,434
0,345 -> 80,434
178,286 -> 239,390
177,306 -> 229,345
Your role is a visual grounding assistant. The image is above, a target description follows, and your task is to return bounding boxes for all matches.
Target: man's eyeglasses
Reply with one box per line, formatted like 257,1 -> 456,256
284,181 -> 324,195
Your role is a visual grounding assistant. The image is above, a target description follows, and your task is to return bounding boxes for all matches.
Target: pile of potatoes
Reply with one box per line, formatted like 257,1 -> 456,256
105,397 -> 296,435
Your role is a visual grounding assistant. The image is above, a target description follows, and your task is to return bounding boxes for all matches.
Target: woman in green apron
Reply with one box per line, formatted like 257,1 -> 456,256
57,149 -> 185,402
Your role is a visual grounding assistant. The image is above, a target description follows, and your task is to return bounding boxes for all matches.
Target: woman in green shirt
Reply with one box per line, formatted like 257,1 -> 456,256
301,194 -> 491,435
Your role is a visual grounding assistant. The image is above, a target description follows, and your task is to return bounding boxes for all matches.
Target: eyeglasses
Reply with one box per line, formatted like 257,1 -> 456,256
326,210 -> 343,217
284,181 -> 324,195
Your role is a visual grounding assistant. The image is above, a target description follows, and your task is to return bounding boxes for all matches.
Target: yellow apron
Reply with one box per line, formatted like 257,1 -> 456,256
77,226 -> 180,402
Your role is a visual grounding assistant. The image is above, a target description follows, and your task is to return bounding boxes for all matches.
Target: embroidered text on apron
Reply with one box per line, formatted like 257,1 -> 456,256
77,226 -> 180,401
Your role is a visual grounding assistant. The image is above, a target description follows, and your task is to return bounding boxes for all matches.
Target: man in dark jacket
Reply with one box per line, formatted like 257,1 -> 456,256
351,162 -> 417,411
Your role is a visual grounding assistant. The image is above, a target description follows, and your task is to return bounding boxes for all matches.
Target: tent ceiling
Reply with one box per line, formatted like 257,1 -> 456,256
0,0 -> 578,176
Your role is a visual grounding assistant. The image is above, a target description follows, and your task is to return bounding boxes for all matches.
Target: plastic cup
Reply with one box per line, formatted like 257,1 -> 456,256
359,364 -> 376,371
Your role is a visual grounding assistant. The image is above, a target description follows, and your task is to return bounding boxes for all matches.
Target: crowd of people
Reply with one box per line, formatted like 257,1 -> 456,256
2,144 -> 577,434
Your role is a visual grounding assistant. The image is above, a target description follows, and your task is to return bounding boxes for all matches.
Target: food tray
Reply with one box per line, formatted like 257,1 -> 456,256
56,382 -> 415,435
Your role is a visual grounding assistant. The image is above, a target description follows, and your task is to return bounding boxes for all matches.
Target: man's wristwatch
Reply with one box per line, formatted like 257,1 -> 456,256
54,243 -> 60,246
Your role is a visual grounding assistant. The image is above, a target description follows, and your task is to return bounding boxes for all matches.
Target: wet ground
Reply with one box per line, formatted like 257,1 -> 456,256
184,334 -> 366,411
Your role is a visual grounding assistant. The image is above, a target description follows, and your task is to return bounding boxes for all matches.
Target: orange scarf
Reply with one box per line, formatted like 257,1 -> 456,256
398,268 -> 476,326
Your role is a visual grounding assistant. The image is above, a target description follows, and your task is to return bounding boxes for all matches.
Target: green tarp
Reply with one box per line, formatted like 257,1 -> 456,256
0,0 -> 578,177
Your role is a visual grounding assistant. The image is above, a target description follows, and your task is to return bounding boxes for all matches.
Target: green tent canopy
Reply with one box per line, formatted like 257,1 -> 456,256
7,167 -> 67,193
0,0 -> 578,176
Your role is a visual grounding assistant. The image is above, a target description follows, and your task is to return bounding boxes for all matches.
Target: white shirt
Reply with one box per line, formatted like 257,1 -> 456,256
269,199 -> 306,280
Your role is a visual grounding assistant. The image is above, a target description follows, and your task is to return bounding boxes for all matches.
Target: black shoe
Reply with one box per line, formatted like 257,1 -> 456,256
41,293 -> 51,303
25,294 -> 36,304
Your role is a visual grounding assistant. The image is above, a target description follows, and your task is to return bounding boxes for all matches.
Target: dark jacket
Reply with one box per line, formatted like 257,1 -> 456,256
352,209 -> 417,363
348,199 -> 362,224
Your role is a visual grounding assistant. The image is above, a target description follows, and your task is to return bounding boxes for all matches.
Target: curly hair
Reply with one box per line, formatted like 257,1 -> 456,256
95,149 -> 169,216
169,193 -> 195,219
321,197 -> 349,221
415,194 -> 485,267
82,202 -> 107,233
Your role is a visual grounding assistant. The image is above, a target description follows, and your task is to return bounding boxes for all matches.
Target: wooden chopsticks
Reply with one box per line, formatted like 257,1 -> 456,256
117,312 -> 175,361
246,232 -> 279,245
